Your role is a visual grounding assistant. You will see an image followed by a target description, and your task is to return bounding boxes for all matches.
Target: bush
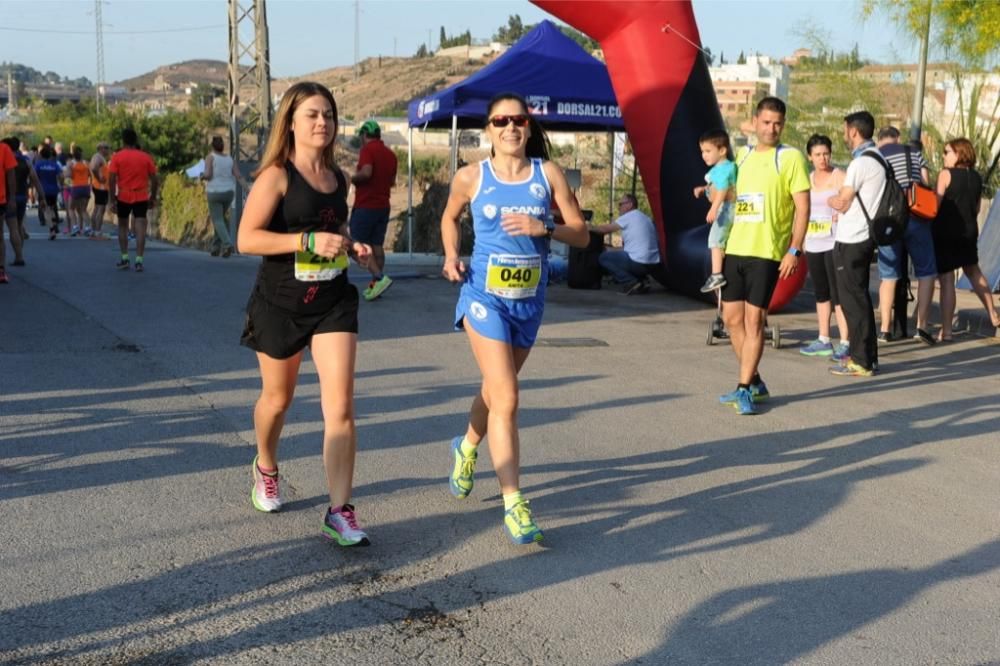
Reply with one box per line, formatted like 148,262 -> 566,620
392,181 -> 473,255
155,172 -> 213,248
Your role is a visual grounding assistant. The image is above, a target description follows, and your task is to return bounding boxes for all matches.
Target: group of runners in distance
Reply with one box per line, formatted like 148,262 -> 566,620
0,131 -> 157,280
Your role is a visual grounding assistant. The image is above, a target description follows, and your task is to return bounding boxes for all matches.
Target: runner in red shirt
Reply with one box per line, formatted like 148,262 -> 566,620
349,120 -> 398,300
108,128 -> 158,272
0,141 -> 20,283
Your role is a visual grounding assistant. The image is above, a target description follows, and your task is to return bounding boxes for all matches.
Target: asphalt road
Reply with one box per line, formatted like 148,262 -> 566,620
2,231 -> 999,665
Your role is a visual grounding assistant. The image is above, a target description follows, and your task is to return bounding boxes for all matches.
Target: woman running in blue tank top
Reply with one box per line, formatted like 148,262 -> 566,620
440,92 -> 590,544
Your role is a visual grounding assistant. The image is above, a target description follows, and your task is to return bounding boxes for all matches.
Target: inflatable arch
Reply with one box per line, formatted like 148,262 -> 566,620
533,0 -> 806,311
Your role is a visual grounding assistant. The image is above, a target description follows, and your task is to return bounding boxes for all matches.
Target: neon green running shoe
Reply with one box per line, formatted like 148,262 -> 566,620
449,436 -> 476,498
504,500 -> 543,544
364,275 -> 393,301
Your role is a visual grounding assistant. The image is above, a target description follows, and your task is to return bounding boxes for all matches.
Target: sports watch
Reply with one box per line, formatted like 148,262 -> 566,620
786,247 -> 802,257
543,216 -> 556,240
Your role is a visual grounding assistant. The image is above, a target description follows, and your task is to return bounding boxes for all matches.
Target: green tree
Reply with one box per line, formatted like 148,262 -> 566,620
494,14 -> 525,44
440,26 -> 447,48
737,50 -> 746,64
863,0 -> 1000,193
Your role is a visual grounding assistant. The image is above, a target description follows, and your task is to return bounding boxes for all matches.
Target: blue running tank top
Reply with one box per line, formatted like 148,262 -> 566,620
466,158 -> 552,305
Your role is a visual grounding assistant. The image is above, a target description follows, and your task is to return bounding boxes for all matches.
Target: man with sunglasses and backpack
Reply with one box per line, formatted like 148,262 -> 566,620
827,111 -> 887,377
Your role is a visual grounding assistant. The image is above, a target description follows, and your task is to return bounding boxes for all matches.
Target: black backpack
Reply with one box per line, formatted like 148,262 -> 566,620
856,150 -> 908,246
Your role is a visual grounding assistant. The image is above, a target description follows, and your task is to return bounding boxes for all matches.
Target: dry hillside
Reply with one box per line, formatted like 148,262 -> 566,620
115,59 -> 231,92
277,54 -> 493,120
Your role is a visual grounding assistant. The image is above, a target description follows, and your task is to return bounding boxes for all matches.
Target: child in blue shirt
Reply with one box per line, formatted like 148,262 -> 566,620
692,129 -> 735,292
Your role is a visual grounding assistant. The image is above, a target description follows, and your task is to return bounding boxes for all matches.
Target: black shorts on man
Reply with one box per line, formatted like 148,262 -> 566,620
720,255 -> 780,309
117,200 -> 149,220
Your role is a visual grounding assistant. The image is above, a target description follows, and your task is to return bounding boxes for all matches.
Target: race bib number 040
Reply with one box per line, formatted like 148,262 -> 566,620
294,251 -> 348,282
485,254 -> 542,299
735,193 -> 765,223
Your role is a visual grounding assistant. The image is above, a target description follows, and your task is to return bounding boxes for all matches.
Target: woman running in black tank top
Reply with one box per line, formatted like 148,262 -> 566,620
237,82 -> 374,547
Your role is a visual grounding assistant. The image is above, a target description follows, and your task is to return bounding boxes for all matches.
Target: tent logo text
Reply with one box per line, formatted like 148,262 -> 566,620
417,99 -> 440,119
557,102 -> 622,118
527,95 -> 550,115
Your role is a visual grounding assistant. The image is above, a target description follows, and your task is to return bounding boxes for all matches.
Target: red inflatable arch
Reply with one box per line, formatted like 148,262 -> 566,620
532,0 -> 806,312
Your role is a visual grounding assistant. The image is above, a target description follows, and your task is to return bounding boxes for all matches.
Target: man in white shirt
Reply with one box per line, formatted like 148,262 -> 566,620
592,193 -> 663,294
827,111 -> 886,377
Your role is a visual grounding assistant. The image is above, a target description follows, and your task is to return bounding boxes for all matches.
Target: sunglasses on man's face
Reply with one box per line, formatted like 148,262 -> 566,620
489,114 -> 529,128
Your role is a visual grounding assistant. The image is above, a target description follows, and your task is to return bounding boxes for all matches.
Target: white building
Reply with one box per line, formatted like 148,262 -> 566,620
709,55 -> 790,102
930,73 -> 1000,153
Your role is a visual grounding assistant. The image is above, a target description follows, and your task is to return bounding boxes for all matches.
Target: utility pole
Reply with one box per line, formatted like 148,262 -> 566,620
353,0 -> 360,81
909,0 -> 932,143
95,0 -> 105,113
228,0 -> 272,246
7,67 -> 15,111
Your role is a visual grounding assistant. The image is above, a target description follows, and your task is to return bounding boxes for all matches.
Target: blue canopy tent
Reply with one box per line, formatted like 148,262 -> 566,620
407,20 -> 624,132
402,20 -> 624,253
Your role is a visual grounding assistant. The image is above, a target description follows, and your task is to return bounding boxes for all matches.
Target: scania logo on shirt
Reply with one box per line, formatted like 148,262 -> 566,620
500,205 -> 546,216
483,204 -> 498,219
529,183 -> 546,200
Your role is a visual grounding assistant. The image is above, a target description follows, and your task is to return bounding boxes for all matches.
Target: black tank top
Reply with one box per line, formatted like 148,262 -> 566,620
253,161 -> 350,313
14,156 -> 31,196
935,168 -> 982,242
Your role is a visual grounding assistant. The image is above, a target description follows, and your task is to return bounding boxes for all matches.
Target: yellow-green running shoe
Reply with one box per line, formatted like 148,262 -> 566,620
504,500 -> 543,544
449,436 -> 476,498
364,275 -> 393,301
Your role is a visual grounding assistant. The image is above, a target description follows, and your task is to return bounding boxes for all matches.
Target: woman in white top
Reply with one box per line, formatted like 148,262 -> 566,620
202,136 -> 248,257
801,134 -> 849,359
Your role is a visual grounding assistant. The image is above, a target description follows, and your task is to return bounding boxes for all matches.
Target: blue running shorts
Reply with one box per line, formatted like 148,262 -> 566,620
454,284 -> 544,349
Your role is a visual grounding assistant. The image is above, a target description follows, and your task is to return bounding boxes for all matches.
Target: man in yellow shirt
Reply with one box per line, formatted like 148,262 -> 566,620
719,97 -> 810,414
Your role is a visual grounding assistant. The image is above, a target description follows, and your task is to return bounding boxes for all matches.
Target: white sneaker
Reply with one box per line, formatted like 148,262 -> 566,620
250,456 -> 282,512
322,504 -> 370,546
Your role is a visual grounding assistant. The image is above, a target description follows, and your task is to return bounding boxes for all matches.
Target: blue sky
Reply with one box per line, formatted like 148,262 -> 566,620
0,0 -> 919,84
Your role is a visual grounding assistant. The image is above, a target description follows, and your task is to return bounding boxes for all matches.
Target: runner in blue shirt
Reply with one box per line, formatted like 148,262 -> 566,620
440,92 -> 590,545
33,146 -> 63,240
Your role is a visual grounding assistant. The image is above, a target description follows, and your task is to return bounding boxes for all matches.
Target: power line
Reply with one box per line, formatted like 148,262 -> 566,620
0,24 -> 220,35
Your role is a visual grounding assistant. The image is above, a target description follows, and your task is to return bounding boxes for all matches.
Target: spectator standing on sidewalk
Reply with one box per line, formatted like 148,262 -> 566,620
717,96 -> 810,414
827,111 -> 886,377
932,138 -> 1000,338
875,126 -> 938,345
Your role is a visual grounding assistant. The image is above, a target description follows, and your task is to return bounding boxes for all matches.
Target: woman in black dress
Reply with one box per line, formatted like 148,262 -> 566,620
932,138 -> 1000,340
